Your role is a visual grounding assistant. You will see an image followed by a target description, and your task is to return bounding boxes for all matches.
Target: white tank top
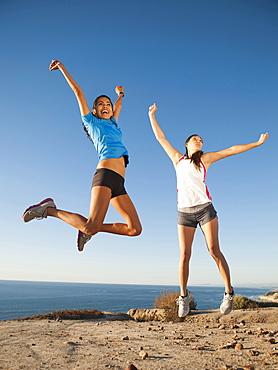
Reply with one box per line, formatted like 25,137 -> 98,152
176,156 -> 212,208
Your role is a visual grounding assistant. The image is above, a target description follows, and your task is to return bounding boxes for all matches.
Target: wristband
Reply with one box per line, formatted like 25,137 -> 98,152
119,92 -> 125,97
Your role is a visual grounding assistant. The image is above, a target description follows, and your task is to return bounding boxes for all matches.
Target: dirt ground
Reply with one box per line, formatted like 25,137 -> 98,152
0,308 -> 278,370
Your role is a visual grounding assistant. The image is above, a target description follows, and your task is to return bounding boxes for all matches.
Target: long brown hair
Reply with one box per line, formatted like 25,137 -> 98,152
185,134 -> 203,170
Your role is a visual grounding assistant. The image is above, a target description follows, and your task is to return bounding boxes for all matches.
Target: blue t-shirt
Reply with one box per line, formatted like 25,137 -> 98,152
82,112 -> 128,162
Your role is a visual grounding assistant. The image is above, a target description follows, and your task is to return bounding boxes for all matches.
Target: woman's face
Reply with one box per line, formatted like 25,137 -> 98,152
186,135 -> 203,152
93,97 -> 113,119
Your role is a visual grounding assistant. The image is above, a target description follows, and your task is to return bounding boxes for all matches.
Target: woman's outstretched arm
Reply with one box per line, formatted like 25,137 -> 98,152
202,133 -> 269,169
49,59 -> 90,117
113,85 -> 124,122
148,103 -> 182,166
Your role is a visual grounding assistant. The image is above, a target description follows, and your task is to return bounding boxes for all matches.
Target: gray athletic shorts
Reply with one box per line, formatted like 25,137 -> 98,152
178,202 -> 217,228
92,168 -> 127,199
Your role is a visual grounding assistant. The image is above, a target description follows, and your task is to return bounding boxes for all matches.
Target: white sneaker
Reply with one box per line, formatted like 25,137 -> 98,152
220,289 -> 234,315
176,290 -> 194,317
77,230 -> 92,252
22,198 -> 56,222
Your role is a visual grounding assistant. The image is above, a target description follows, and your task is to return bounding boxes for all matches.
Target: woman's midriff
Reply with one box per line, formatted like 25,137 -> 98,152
97,157 -> 126,178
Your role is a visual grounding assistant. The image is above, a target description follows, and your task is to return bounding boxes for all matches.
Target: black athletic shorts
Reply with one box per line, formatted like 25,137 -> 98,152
92,168 -> 127,198
178,202 -> 217,228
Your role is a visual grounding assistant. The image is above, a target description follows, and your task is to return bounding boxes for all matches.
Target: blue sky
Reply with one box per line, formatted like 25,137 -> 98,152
0,0 -> 277,288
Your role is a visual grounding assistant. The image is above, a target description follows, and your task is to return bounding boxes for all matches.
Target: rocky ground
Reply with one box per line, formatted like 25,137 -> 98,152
0,308 -> 278,370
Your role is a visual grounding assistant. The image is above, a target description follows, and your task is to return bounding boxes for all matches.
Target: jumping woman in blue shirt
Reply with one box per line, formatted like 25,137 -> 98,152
22,60 -> 142,251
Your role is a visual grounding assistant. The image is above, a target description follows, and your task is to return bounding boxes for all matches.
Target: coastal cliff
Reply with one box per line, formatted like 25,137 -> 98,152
258,289 -> 278,303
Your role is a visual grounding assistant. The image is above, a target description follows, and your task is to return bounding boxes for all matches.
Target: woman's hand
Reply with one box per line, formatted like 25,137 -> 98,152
257,133 -> 269,146
115,85 -> 124,95
49,59 -> 63,71
148,103 -> 158,116
49,60 -> 89,116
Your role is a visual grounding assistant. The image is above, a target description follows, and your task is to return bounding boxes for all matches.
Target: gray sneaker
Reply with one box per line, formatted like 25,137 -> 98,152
22,198 -> 56,222
220,289 -> 235,315
176,290 -> 194,317
77,230 -> 92,252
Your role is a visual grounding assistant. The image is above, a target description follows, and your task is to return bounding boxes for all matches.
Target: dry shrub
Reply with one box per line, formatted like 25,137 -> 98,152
233,295 -> 278,310
20,309 -> 103,321
153,290 -> 197,322
233,295 -> 259,310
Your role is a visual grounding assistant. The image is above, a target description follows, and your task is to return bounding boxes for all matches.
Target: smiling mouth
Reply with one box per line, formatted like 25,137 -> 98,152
102,109 -> 109,114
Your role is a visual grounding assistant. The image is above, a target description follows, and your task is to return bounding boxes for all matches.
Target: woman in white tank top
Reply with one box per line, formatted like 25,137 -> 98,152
148,103 -> 268,317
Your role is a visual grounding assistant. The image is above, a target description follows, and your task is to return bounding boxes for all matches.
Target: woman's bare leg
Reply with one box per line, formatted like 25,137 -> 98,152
177,225 -> 196,296
201,217 -> 233,293
47,187 -> 142,237
107,194 -> 142,236
47,186 -> 112,234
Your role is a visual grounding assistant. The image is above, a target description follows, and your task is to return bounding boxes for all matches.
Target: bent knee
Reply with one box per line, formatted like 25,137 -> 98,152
83,224 -> 100,236
128,225 -> 142,237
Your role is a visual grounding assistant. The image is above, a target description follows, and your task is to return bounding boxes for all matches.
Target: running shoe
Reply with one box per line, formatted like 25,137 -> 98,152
77,230 -> 92,252
220,289 -> 235,315
22,198 -> 56,222
176,290 -> 194,317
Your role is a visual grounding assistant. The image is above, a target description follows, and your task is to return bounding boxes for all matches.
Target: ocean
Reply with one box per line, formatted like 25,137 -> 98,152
0,280 -> 274,321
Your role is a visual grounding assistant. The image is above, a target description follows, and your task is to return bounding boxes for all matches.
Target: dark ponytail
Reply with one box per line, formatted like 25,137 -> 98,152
185,134 -> 203,170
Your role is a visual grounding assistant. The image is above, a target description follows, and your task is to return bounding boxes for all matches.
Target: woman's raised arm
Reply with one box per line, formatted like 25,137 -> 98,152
49,59 -> 90,117
148,104 -> 182,166
113,85 -> 124,122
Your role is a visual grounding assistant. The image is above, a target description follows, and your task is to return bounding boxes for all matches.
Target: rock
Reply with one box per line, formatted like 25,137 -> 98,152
127,308 -> 168,321
231,324 -> 239,329
102,312 -> 132,321
139,350 -> 148,359
217,341 -> 237,350
173,334 -> 183,340
235,343 -> 244,350
125,365 -> 138,370
248,350 -> 259,356
258,289 -> 278,302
